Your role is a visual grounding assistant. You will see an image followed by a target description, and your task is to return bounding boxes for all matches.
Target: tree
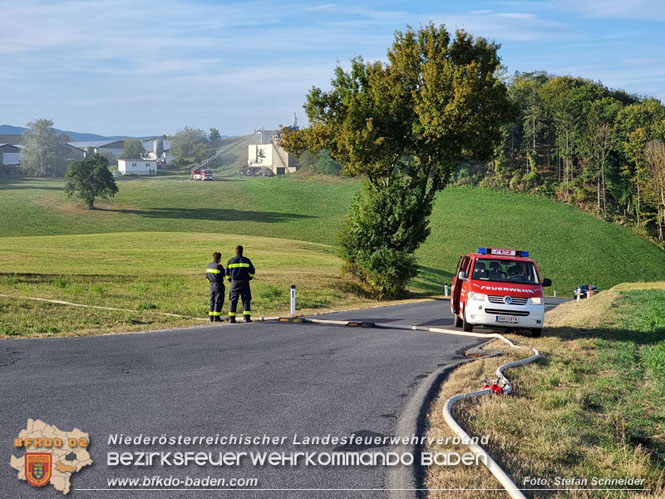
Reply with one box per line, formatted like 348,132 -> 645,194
120,138 -> 146,159
281,24 -> 515,297
171,127 -> 211,167
315,149 -> 342,175
65,154 -> 118,209
209,128 -> 222,145
645,140 -> 665,239
21,119 -> 70,176
581,98 -> 621,215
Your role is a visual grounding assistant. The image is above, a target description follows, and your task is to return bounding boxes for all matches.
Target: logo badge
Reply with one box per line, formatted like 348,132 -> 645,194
25,453 -> 52,487
503,296 -> 513,305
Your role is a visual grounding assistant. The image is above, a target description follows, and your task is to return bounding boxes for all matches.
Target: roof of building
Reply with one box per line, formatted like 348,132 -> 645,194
142,139 -> 171,151
0,134 -> 23,145
69,139 -> 125,149
0,143 -> 21,151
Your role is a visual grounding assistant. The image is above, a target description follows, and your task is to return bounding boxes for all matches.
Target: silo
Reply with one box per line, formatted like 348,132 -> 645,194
154,139 -> 164,158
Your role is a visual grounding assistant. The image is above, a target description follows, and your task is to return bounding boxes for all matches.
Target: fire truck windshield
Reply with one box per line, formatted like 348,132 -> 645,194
472,259 -> 540,285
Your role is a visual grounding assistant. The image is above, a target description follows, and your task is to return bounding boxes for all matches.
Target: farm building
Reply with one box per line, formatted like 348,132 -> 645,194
247,131 -> 297,175
69,139 -> 125,158
0,143 -> 84,166
142,139 -> 172,163
117,159 -> 157,175
0,144 -> 22,165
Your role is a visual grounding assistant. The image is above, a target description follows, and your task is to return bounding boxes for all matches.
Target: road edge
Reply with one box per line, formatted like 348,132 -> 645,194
386,341 -> 493,499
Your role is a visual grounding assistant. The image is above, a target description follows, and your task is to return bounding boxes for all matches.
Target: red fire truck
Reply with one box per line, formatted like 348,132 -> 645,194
190,168 -> 212,181
450,248 -> 552,337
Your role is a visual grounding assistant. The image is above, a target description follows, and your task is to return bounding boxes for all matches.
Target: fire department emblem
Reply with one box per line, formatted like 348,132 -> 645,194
25,453 -> 52,487
503,296 -> 513,305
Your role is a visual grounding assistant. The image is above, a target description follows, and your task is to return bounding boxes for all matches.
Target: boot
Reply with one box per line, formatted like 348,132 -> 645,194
209,315 -> 215,322
244,315 -> 252,323
229,316 -> 236,324
214,316 -> 223,322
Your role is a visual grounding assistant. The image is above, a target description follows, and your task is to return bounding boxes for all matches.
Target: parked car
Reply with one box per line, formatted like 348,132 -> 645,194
574,284 -> 598,299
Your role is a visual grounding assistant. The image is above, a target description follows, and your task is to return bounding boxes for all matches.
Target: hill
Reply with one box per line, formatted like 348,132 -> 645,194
1,124 -> 127,141
1,174 -> 663,299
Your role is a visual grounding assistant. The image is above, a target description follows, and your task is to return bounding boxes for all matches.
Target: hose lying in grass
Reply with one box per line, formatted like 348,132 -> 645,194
437,330 -> 539,499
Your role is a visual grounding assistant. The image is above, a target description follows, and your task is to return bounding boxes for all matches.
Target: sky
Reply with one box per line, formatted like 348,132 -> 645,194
2,0 -> 665,137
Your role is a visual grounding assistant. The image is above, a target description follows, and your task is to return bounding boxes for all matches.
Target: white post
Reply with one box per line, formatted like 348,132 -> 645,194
444,284 -> 449,298
553,289 -> 557,297
577,292 -> 580,303
290,285 -> 296,315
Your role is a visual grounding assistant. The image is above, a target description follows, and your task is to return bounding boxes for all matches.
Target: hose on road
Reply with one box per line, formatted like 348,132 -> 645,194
294,317 -> 539,499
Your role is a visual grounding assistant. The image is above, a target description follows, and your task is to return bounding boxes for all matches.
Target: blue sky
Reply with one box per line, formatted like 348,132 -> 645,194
2,0 -> 665,137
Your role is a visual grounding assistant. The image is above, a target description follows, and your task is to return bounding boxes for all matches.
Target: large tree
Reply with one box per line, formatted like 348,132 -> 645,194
171,127 -> 211,167
21,119 -> 70,176
65,154 -> 118,209
281,24 -> 516,297
120,138 -> 146,159
645,140 -> 665,240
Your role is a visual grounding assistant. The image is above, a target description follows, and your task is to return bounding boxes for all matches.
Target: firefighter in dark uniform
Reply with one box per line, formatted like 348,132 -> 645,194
206,252 -> 225,322
226,245 -> 255,323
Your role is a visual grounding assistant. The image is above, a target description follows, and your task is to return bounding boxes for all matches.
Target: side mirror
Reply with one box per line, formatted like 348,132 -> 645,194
458,271 -> 467,280
542,278 -> 552,287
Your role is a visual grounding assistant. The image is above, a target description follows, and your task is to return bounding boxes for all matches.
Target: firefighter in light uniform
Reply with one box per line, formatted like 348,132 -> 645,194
226,245 -> 255,323
206,252 -> 225,322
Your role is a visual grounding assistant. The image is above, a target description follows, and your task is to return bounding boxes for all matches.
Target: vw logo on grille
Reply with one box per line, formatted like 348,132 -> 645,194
503,296 -> 513,305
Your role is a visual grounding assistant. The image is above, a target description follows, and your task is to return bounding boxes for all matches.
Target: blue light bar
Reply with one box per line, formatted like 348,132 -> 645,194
477,248 -> 488,254
520,250 -> 529,257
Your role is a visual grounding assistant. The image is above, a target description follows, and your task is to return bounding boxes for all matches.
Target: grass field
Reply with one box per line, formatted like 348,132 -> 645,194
425,283 -> 665,498
1,174 -> 664,336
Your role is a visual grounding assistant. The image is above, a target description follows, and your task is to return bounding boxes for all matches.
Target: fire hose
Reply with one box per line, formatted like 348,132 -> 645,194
287,318 -> 539,498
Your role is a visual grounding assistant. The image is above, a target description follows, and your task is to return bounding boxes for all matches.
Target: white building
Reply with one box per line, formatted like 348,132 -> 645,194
247,134 -> 297,175
0,144 -> 21,165
117,159 -> 157,175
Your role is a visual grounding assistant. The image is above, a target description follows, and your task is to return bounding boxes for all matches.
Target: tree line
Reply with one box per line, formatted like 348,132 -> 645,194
457,72 -> 665,242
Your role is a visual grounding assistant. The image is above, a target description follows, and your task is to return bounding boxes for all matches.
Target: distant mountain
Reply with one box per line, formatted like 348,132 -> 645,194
0,124 -> 128,142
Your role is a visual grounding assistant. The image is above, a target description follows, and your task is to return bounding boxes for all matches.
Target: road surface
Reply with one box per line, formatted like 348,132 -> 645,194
0,299 -> 566,498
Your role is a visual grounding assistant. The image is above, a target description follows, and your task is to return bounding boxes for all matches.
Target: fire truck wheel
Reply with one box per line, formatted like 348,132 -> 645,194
454,313 -> 463,328
530,328 -> 542,338
462,309 -> 473,332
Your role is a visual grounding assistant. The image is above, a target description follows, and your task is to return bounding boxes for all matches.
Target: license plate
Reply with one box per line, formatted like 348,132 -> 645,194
496,315 -> 519,324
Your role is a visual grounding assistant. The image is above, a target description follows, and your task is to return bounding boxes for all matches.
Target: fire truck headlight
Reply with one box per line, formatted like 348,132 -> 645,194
530,297 -> 544,305
468,292 -> 488,302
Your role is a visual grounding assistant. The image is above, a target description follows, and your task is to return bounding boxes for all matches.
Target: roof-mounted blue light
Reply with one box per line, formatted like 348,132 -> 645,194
519,250 -> 529,257
477,247 -> 488,254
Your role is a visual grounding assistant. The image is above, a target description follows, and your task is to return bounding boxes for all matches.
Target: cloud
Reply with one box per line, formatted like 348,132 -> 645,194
430,11 -> 575,41
557,0 -> 665,21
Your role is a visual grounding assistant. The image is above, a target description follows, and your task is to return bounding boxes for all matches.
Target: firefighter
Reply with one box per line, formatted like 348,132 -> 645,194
206,252 -> 225,322
226,245 -> 255,323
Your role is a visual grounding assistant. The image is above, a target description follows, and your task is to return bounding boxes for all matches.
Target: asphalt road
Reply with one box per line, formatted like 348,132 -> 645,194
0,299 -> 565,498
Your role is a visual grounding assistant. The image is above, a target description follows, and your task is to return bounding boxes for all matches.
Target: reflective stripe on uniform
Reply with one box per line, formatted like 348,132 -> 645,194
226,276 -> 231,280
206,269 -> 221,273
243,311 -> 251,315
228,263 -> 250,268
209,311 -> 221,316
228,312 -> 236,317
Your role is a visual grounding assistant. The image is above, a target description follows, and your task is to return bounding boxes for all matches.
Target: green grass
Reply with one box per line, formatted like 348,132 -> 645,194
0,232 -> 369,337
0,174 -> 664,336
1,175 -> 664,295
426,283 -> 665,497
